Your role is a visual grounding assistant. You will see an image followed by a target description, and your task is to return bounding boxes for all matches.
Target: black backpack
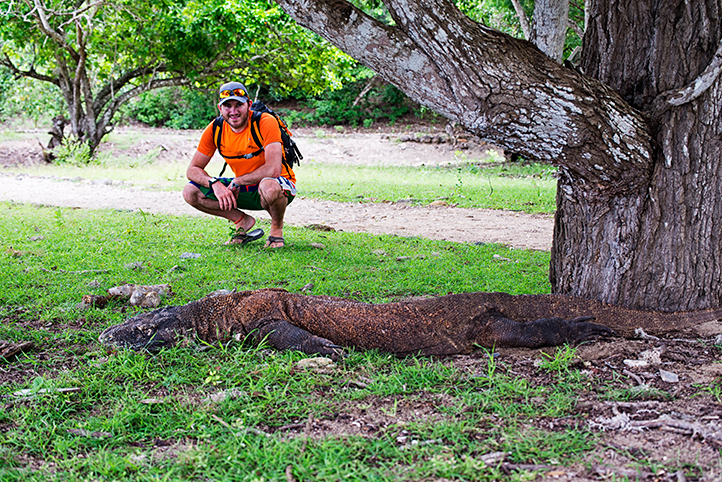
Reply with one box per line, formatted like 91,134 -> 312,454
213,101 -> 302,177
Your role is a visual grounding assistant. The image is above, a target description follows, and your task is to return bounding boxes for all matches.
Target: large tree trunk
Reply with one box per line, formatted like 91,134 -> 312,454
276,0 -> 722,312
554,0 -> 722,311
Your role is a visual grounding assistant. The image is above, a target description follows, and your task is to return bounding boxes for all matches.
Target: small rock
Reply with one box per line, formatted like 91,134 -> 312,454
372,249 -> 388,256
87,279 -> 101,288
310,243 -> 325,249
429,200 -> 448,206
132,291 -> 161,308
639,348 -> 662,365
623,359 -> 649,368
28,235 -> 45,241
493,254 -> 511,262
301,283 -> 314,293
659,369 -> 679,383
108,284 -> 172,298
90,179 -> 114,186
180,252 -> 202,259
124,261 -> 145,270
295,357 -> 336,373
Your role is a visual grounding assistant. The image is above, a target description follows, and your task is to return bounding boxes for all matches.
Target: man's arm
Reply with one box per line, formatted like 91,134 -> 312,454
186,150 -> 237,211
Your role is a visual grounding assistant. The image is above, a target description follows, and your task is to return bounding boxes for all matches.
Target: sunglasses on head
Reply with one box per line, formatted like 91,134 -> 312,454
219,88 -> 247,99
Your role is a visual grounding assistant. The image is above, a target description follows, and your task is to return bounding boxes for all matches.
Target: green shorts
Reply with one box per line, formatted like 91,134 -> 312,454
190,177 -> 296,210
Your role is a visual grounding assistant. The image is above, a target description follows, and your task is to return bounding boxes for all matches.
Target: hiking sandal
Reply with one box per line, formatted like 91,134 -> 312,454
225,228 -> 265,245
264,235 -> 285,248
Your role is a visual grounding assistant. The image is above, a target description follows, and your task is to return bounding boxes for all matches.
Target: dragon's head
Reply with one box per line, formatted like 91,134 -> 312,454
99,305 -> 189,351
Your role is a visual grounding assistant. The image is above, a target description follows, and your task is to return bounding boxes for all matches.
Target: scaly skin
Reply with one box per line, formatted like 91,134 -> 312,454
98,289 -> 722,356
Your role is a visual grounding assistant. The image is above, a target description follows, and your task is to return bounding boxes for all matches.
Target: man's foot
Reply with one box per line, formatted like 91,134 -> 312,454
264,236 -> 285,249
227,228 -> 265,245
224,213 -> 256,245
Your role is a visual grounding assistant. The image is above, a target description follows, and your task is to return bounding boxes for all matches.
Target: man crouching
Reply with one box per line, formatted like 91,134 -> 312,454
182,81 -> 296,249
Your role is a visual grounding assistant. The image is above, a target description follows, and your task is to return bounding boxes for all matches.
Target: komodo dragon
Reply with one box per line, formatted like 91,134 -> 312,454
98,288 -> 722,356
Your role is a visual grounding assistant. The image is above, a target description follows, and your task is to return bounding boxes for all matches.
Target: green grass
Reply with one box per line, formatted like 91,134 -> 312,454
0,203 -> 612,481
1,203 -> 551,315
301,162 -> 556,213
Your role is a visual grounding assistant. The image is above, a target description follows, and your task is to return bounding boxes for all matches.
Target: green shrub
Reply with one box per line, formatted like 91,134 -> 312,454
301,81 -> 419,126
0,72 -> 66,125
52,137 -> 93,166
123,87 -> 217,129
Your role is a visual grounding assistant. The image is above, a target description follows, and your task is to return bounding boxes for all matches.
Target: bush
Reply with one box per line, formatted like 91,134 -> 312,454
123,87 -> 217,129
0,71 -> 66,125
300,81 -> 422,127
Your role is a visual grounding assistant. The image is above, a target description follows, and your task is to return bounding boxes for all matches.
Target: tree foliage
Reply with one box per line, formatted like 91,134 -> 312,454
0,0 -> 357,154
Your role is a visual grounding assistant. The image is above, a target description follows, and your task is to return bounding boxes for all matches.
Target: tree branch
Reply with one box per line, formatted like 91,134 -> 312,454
567,18 -> 583,40
96,76 -> 192,136
509,0 -> 531,40
58,0 -> 104,29
275,0 -> 654,191
30,0 -> 80,62
666,37 -> 722,106
0,53 -> 58,85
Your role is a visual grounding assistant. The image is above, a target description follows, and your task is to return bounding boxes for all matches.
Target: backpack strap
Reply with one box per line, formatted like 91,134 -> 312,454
249,111 -> 293,171
212,111 -> 289,177
212,116 -> 229,177
212,116 -> 224,150
248,111 -> 265,159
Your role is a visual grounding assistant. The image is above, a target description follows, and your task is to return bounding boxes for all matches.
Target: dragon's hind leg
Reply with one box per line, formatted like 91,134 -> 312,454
477,313 -> 616,348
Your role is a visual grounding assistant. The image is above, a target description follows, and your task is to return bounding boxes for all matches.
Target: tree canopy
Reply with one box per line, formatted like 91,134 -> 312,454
0,0 -> 356,153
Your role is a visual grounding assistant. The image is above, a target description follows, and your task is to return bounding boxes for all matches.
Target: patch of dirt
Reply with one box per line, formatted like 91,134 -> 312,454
0,125 -> 554,250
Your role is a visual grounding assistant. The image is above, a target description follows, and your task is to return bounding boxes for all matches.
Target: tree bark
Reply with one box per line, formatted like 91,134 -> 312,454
567,0 -> 722,311
532,0 -> 569,63
275,0 -> 722,311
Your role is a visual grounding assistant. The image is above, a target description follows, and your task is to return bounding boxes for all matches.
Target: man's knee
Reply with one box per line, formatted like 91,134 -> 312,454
259,178 -> 283,201
182,183 -> 202,206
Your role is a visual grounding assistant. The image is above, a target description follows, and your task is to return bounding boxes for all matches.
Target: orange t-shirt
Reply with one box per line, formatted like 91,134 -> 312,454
197,111 -> 296,184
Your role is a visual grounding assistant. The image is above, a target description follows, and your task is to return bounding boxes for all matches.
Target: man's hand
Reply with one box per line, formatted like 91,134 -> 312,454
212,181 -> 237,211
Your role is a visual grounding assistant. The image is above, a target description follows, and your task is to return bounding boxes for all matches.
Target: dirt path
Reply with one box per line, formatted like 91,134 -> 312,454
0,126 -> 554,250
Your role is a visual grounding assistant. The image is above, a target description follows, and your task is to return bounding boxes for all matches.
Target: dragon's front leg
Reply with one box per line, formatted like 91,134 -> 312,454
250,318 -> 343,357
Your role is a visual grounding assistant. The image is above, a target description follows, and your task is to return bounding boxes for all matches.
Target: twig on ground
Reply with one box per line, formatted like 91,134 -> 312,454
622,369 -> 644,386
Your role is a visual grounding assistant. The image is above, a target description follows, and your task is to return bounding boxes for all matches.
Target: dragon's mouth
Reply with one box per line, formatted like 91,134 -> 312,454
99,306 -> 186,351
99,326 -> 170,351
